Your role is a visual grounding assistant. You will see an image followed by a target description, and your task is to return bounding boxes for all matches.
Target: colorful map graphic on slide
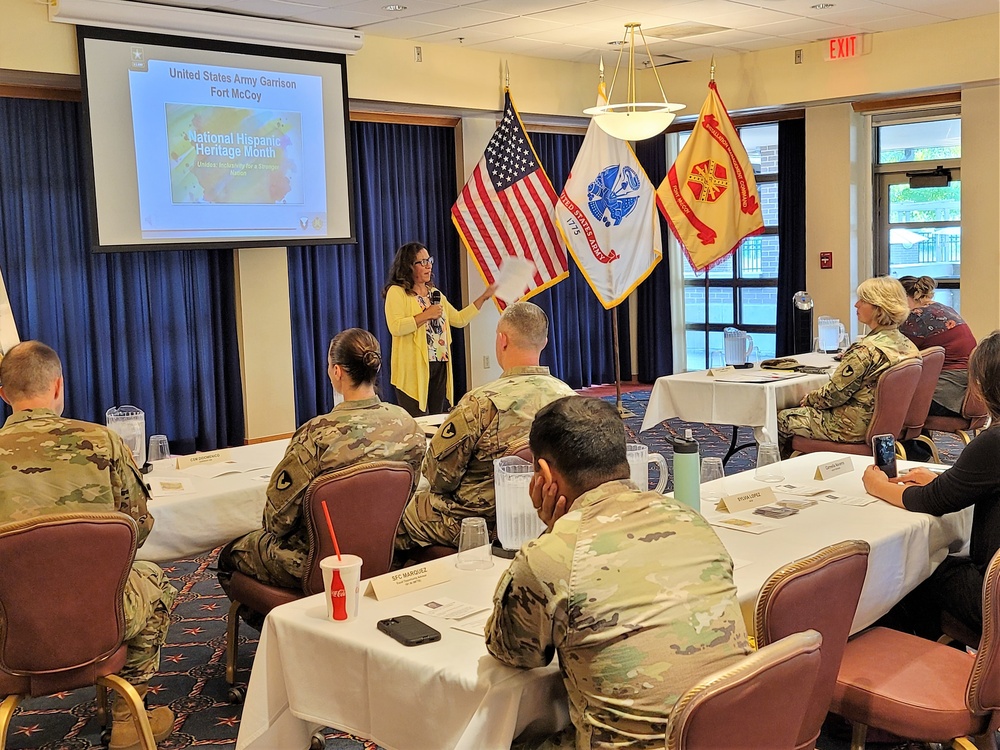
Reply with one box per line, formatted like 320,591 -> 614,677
167,103 -> 302,205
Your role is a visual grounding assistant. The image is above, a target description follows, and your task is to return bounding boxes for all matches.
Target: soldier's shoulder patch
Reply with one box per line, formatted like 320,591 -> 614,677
841,364 -> 854,378
275,470 -> 293,491
440,421 -> 457,440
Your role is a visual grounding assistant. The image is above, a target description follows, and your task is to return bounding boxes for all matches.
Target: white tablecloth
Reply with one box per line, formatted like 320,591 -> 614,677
235,452 -> 971,750
136,440 -> 288,562
640,353 -> 837,443
236,558 -> 569,750
698,451 -> 971,632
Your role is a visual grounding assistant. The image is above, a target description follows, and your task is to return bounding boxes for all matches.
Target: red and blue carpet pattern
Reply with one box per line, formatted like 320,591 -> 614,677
4,390 -> 965,750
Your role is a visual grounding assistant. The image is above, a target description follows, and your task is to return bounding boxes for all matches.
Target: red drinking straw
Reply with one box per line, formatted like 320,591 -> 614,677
321,499 -> 342,560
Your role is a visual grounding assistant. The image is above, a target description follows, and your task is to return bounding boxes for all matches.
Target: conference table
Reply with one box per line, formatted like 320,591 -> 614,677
640,352 -> 837,460
137,440 -> 288,562
234,451 -> 971,750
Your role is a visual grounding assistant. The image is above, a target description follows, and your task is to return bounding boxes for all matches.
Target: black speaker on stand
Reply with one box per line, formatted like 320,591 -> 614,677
792,291 -> 813,355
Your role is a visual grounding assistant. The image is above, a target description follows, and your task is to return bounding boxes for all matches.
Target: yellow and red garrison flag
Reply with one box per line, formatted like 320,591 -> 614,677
451,90 -> 568,310
556,82 -> 661,309
657,80 -> 764,271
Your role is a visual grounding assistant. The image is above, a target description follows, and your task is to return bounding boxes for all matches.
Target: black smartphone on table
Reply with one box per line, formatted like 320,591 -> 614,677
377,615 -> 441,647
872,433 -> 898,479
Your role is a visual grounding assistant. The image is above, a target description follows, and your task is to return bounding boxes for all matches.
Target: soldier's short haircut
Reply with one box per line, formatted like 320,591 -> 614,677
328,328 -> 382,387
0,341 -> 63,401
498,301 -> 548,350
529,396 -> 629,491
969,331 -> 1000,422
857,276 -> 910,327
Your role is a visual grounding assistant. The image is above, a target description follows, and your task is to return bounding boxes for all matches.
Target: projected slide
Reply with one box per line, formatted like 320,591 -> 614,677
129,59 -> 327,239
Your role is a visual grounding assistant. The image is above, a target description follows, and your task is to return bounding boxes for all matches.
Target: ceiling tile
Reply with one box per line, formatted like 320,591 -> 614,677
674,28 -> 772,45
336,0 -> 451,15
526,2 -> 635,25
745,16 -> 843,37
415,25 -> 509,43
404,5 -> 512,26
295,5 -> 392,25
855,10 -> 955,31
465,0 -> 580,14
355,17 -> 452,36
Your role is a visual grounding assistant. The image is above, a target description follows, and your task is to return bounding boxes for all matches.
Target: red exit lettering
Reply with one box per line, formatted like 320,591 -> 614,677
826,34 -> 864,60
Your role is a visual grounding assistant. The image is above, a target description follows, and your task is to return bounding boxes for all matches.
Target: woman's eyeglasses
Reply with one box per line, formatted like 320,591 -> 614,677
413,257 -> 434,268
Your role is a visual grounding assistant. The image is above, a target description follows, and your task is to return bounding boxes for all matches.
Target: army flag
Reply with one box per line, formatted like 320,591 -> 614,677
657,80 -> 764,271
556,82 -> 661,309
452,90 -> 568,309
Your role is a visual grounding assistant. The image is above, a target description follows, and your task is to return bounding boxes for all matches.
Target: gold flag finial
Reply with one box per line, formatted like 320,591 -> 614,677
710,56 -> 716,82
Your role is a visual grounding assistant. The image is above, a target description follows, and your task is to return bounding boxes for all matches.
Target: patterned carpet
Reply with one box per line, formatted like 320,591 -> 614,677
4,390 -> 966,750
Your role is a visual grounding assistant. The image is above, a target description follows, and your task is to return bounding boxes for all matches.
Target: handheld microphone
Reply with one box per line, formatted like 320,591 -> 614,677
430,290 -> 441,306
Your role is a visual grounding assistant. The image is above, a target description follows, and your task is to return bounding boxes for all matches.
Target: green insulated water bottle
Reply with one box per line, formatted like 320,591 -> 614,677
672,429 -> 701,511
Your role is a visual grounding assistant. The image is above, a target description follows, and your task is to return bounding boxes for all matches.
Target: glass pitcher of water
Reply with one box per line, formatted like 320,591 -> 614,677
106,405 -> 146,467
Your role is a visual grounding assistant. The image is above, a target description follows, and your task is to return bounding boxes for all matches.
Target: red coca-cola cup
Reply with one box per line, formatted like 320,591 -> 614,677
319,554 -> 363,622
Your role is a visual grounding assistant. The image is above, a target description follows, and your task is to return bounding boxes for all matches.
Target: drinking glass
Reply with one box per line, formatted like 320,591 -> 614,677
455,517 -> 493,570
700,457 -> 726,505
709,350 -> 726,370
148,435 -> 170,462
755,443 -> 784,482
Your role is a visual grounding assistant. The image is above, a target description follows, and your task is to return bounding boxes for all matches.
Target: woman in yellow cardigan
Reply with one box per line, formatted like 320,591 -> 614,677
383,242 -> 495,416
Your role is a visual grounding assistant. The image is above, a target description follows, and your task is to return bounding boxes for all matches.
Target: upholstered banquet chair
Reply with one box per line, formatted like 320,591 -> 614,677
916,379 -> 991,464
665,630 -> 824,750
753,540 -> 870,750
222,460 -> 414,701
790,357 -> 922,457
0,513 -> 156,750
831,547 -> 1000,749
897,346 -> 945,458
406,440 -> 534,564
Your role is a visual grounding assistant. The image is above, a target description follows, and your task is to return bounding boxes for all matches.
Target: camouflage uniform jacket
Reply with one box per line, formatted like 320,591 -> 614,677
800,327 -> 918,436
423,366 -> 575,519
230,396 -> 425,584
485,481 -> 751,750
0,408 -> 154,544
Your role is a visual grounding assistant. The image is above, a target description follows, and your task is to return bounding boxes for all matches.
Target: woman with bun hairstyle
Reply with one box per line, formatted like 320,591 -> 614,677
383,241 -> 495,417
899,275 -> 976,418
219,328 -> 426,589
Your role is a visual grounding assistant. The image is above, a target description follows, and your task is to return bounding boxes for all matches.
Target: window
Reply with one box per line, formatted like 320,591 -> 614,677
873,112 -> 961,308
682,123 -> 780,370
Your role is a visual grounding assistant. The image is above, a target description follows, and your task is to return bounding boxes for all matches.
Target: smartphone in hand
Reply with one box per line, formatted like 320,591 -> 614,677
872,433 -> 898,479
377,615 -> 441,647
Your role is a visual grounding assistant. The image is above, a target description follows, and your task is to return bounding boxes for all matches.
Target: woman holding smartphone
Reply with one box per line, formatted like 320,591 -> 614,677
863,331 -> 1000,641
383,241 -> 495,417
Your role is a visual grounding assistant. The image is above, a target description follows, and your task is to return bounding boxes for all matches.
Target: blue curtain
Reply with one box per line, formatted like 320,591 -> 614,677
0,97 -> 244,453
634,135 -> 675,382
776,118 -> 807,357
286,120 -> 465,424
529,131 -> 619,388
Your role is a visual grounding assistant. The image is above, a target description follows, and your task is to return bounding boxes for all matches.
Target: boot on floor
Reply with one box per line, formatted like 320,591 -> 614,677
109,683 -> 174,750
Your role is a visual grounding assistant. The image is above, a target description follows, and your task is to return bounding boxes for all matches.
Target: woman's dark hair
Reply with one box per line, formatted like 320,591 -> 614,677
382,242 -> 432,297
899,275 -> 937,304
328,328 -> 382,387
968,331 -> 1000,421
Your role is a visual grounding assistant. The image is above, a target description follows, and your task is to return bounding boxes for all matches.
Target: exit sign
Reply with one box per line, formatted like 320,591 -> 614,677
824,34 -> 870,60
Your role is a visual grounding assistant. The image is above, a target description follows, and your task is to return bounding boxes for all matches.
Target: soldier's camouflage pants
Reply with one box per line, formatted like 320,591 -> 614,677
777,405 -> 868,458
122,561 -> 178,684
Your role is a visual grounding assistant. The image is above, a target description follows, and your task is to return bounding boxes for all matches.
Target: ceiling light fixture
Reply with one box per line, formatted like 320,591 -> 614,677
382,4 -> 407,11
584,23 -> 684,141
811,3 -> 835,9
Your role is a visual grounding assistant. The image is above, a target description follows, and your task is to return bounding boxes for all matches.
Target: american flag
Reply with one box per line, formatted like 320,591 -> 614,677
451,91 -> 568,309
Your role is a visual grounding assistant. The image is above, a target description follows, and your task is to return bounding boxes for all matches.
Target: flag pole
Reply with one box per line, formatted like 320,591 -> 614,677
612,306 -> 622,413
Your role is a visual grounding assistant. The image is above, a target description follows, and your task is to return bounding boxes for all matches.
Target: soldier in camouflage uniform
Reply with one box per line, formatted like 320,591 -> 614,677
220,329 -> 425,590
778,277 -> 918,457
0,341 -> 177,750
485,397 -> 750,750
395,302 -> 575,551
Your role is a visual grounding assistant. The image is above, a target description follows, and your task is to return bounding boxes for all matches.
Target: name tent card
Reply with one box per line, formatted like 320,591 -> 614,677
707,365 -> 736,377
715,486 -> 777,513
175,449 -> 233,469
366,564 -> 450,601
815,457 -> 853,480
